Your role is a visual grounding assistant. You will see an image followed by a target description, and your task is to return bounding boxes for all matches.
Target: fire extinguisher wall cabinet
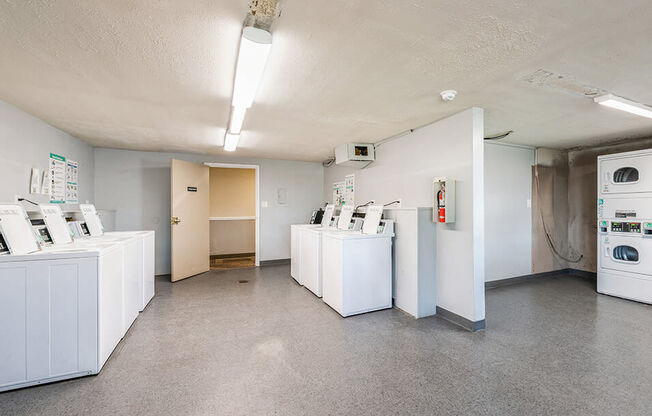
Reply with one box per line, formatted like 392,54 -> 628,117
432,177 -> 456,224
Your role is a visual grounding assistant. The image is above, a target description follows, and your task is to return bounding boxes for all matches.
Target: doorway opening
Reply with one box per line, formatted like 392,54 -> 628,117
206,163 -> 259,271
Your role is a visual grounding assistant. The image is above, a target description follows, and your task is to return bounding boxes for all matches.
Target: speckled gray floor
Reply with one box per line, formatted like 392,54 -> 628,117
1,266 -> 651,415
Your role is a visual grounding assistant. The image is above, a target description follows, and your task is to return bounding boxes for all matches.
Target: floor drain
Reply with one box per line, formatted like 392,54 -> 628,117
238,280 -> 249,284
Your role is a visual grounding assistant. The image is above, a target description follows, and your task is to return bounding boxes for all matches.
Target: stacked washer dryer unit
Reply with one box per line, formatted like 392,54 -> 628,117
597,149 -> 652,303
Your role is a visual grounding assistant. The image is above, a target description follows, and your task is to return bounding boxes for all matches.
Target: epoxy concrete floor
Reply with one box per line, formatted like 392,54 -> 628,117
2,266 -> 652,415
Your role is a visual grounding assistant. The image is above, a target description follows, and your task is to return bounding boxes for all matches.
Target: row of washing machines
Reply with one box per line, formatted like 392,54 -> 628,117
291,203 -> 394,317
597,148 -> 652,304
0,203 -> 155,392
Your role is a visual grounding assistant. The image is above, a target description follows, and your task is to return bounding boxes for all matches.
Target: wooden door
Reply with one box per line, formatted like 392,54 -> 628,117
171,159 -> 209,282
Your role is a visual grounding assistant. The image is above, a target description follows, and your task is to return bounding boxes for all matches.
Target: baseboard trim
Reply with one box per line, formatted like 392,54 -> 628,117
436,306 -> 485,332
260,258 -> 290,266
210,253 -> 255,259
486,268 -> 597,289
567,268 -> 597,280
485,269 -> 566,289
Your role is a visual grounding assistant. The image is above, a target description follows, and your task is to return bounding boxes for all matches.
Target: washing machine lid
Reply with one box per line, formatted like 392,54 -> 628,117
79,203 -> 104,236
39,204 -> 73,245
0,204 -> 40,255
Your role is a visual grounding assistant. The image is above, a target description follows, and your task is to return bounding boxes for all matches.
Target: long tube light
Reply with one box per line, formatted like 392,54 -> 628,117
232,27 -> 272,109
224,133 -> 240,152
594,94 -> 652,119
224,26 -> 272,151
229,106 -> 247,135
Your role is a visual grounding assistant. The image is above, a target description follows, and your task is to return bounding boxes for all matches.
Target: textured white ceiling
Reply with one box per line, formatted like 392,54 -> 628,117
1,1 -> 651,161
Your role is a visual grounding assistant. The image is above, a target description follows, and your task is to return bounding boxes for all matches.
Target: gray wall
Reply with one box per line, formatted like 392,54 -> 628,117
484,143 -> 534,281
323,108 -> 485,323
94,148 -> 324,275
0,99 -> 95,207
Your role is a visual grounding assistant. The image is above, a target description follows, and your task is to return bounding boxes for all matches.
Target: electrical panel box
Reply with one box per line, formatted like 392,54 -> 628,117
433,178 -> 456,224
335,143 -> 375,168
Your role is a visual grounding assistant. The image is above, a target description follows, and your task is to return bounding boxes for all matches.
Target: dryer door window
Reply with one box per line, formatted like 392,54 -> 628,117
601,236 -> 652,276
600,154 -> 652,195
612,245 -> 639,262
612,167 -> 639,184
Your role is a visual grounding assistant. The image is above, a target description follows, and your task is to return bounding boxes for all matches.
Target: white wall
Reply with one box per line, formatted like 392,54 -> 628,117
0,99 -> 95,207
323,108 -> 485,324
94,149 -> 323,275
484,143 -> 534,281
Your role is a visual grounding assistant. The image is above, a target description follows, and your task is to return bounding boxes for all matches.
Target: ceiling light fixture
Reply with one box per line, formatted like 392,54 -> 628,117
223,26 -> 273,152
232,27 -> 273,109
594,94 -> 652,119
229,106 -> 247,135
224,133 -> 240,152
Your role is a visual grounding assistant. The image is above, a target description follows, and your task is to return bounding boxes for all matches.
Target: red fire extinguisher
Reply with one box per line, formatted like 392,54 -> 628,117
437,187 -> 445,223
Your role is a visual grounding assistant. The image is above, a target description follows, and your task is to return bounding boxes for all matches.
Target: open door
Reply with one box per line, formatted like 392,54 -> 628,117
171,159 -> 210,282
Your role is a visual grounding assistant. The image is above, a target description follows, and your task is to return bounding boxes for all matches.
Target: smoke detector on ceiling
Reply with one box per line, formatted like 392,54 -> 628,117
440,90 -> 457,102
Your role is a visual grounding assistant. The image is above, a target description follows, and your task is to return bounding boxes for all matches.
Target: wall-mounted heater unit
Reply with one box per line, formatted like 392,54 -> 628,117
335,143 -> 375,168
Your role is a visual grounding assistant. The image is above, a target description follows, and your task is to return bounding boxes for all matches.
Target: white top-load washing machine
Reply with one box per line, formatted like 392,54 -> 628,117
299,205 -> 363,298
290,204 -> 336,286
40,204 -> 142,333
0,204 -> 126,392
597,149 -> 652,304
321,204 -> 394,317
104,231 -> 155,311
75,204 -> 155,312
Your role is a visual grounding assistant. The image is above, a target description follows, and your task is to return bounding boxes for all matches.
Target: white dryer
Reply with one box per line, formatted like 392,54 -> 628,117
597,148 -> 652,304
599,149 -> 652,197
598,220 -> 652,303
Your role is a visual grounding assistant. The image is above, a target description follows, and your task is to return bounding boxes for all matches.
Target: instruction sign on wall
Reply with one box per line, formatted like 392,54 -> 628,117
49,153 -> 80,203
49,153 -> 66,203
65,160 -> 79,203
332,181 -> 345,206
344,174 -> 355,206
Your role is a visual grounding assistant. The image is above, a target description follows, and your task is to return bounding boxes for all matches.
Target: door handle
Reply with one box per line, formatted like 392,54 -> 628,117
171,216 -> 180,225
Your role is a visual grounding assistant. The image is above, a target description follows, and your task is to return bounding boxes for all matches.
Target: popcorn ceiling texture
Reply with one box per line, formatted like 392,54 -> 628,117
246,0 -> 281,31
0,1 -> 651,161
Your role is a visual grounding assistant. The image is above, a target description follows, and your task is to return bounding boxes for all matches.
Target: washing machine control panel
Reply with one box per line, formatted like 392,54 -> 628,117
611,221 -> 641,233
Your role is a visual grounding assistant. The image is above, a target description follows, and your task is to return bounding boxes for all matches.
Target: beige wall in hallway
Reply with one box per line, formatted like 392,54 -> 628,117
209,167 -> 255,217
210,220 -> 255,255
209,167 -> 256,255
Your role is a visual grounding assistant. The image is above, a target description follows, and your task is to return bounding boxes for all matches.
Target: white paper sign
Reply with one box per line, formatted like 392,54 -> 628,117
362,204 -> 384,235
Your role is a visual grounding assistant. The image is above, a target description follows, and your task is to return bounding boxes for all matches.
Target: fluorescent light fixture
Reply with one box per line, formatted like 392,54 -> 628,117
232,26 -> 272,109
594,94 -> 652,119
229,106 -> 247,134
224,133 -> 240,152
